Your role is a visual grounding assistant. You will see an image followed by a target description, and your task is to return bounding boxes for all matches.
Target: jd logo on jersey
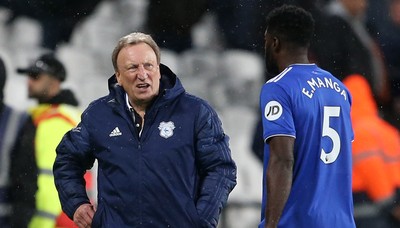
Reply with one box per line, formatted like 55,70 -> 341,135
264,101 -> 283,121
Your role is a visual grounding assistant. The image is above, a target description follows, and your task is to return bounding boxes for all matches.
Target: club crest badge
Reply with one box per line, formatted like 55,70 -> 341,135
158,121 -> 175,139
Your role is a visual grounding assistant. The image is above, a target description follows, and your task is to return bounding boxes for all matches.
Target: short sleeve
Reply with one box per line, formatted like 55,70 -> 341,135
260,82 -> 296,142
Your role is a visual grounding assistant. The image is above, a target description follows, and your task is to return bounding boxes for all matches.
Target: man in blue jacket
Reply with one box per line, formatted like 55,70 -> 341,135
53,32 -> 237,228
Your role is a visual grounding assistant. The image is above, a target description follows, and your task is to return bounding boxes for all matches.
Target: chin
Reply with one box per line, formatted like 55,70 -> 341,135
137,94 -> 156,103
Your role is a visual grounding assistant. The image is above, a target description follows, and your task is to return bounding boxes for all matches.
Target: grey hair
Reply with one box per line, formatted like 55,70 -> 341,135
111,32 -> 161,71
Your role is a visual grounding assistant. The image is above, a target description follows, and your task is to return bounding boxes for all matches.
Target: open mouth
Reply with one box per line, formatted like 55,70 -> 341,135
137,83 -> 150,89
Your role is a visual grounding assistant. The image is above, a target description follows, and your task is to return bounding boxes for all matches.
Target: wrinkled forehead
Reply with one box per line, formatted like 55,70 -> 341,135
120,43 -> 158,62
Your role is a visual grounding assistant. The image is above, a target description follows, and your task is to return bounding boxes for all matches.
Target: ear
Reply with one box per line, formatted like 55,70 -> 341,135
115,71 -> 121,85
272,36 -> 280,52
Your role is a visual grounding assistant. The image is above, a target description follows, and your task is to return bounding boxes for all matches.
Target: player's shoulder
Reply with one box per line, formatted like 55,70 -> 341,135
266,64 -> 316,86
266,66 -> 295,84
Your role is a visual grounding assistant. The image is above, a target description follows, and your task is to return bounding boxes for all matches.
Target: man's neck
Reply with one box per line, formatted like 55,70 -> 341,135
279,48 -> 310,71
129,100 -> 149,118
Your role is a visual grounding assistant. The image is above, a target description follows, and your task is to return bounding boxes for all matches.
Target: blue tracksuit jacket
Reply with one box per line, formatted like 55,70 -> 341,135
53,64 -> 237,227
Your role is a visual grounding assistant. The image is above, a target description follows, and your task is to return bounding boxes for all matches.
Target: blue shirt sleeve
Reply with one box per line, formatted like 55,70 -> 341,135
260,82 -> 296,142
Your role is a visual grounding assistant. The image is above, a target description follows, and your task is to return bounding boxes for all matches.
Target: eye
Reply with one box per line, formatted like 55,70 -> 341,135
143,63 -> 154,71
128,65 -> 139,72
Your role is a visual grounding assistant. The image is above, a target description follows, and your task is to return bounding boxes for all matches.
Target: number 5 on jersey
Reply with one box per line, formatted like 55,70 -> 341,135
321,106 -> 341,164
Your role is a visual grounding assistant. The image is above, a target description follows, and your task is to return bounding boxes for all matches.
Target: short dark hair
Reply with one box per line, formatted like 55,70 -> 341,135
265,5 -> 315,47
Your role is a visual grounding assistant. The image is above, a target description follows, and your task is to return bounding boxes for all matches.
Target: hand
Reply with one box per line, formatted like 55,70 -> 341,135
73,203 -> 96,228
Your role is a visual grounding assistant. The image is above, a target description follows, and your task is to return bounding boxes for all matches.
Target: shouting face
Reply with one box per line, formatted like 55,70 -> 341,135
115,42 -> 161,109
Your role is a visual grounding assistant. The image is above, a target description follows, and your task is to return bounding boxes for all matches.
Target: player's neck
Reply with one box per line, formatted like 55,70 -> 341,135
279,49 -> 310,70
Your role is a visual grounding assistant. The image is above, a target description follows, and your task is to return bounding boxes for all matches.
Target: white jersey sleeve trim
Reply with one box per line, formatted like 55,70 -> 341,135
267,67 -> 292,83
264,134 -> 296,143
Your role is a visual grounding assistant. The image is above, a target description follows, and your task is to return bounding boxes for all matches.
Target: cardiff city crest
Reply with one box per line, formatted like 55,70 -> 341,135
158,121 -> 175,139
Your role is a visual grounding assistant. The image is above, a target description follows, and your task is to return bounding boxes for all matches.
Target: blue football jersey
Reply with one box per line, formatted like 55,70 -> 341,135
259,64 -> 355,228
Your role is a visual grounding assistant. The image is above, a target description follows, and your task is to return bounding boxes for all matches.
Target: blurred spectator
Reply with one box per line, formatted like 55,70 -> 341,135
0,0 -> 103,50
0,56 -> 28,228
343,74 -> 398,228
372,0 -> 400,129
146,0 -> 208,53
209,0 -> 330,54
208,0 -> 269,54
315,0 -> 390,106
146,0 -> 332,55
10,53 -> 84,227
379,117 -> 400,227
146,0 -> 270,53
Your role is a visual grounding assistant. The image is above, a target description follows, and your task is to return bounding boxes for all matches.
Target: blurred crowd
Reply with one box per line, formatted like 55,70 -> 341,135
0,0 -> 399,227
1,0 -> 399,118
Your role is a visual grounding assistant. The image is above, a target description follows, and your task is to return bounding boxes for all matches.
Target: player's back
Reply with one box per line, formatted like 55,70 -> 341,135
261,64 -> 355,227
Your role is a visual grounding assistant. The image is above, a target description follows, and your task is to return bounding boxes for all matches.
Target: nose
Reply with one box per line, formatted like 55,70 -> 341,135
137,65 -> 148,80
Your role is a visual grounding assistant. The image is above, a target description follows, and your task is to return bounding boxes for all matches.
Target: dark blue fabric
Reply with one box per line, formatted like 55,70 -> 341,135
0,105 -> 28,228
54,64 -> 236,227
